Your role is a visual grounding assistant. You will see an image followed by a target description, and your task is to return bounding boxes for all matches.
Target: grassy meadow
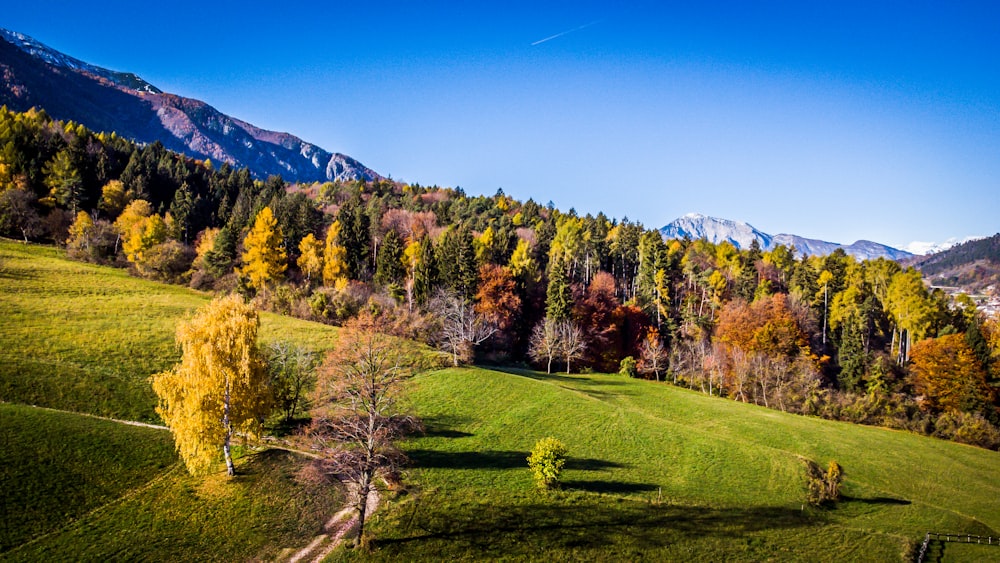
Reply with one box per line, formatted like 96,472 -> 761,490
334,367 -> 1000,561
0,240 -> 347,560
0,239 -> 340,422
1,404 -> 342,562
4,238 -> 1000,561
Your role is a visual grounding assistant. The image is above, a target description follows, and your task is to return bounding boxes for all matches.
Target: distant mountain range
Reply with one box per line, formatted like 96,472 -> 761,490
660,213 -> 914,261
0,28 -> 379,184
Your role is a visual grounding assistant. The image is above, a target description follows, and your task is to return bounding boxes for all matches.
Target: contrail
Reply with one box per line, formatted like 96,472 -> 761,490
531,20 -> 601,46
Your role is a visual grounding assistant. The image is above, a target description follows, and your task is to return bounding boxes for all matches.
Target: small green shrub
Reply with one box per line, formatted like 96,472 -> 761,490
527,437 -> 567,489
619,356 -> 637,377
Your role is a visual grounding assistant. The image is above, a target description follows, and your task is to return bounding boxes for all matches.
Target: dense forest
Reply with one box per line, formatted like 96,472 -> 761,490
2,106 -> 998,449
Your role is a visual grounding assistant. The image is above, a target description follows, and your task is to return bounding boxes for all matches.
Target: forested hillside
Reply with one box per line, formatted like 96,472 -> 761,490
911,234 -> 1000,292
2,106 -> 998,450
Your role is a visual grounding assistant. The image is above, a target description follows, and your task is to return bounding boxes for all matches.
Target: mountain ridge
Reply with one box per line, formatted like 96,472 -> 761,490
660,213 -> 913,260
0,27 -> 379,184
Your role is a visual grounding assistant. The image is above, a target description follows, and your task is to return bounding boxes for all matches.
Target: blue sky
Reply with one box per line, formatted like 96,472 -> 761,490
5,1 -> 999,249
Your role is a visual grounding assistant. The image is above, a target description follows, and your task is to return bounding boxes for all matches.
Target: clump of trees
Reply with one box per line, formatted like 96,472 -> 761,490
803,459 -> 844,506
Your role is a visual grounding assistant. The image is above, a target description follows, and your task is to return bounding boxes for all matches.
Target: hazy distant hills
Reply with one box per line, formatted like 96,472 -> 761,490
0,28 -> 379,184
660,213 -> 914,261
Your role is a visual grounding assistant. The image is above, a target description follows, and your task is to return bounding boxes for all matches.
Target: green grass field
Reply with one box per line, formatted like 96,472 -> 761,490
0,240 -> 348,560
1,404 -> 342,562
0,240 -> 341,422
333,367 -> 1000,561
4,239 -> 1000,561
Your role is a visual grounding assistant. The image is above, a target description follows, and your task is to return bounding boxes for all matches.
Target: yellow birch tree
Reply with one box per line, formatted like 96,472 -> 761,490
151,294 -> 271,476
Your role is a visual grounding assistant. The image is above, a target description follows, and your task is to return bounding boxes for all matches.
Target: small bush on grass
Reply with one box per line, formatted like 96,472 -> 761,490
619,356 -> 638,377
804,458 -> 843,506
527,437 -> 568,490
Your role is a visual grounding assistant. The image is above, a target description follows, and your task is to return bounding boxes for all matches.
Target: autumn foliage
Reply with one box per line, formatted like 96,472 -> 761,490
715,294 -> 809,358
151,294 -> 271,475
909,334 -> 993,413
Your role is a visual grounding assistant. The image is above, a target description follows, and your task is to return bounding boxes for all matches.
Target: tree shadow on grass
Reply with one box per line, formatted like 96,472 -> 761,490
406,450 -> 626,472
418,416 -> 475,439
266,416 -> 311,437
840,495 -> 911,506
564,457 -> 628,471
485,366 -> 627,387
375,494 -> 821,555
561,480 -> 658,494
406,449 -> 527,470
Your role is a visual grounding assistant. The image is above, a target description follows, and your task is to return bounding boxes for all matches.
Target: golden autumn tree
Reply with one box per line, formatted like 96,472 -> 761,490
66,210 -> 94,248
122,213 -> 167,266
98,179 -> 128,217
240,206 -> 287,293
151,294 -> 271,476
638,326 -> 669,382
909,333 -> 992,413
322,220 -> 348,290
297,232 -> 323,285
114,199 -> 153,257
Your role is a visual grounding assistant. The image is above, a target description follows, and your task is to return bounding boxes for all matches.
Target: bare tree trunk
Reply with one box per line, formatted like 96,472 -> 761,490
355,472 -> 371,547
223,378 -> 235,476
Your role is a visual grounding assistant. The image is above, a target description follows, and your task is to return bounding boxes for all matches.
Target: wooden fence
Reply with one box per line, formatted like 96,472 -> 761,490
916,532 -> 1000,562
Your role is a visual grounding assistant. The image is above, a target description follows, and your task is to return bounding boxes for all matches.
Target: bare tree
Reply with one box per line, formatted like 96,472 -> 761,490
307,313 -> 418,547
558,321 -> 586,374
638,330 -> 669,382
529,317 -> 560,374
0,188 -> 43,242
430,289 -> 496,366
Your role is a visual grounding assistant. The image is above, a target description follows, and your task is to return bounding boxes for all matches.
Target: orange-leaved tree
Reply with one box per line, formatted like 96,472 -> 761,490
909,333 -> 992,413
307,313 -> 418,547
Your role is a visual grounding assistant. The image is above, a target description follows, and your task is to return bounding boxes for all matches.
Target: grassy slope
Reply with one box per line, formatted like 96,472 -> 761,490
1,404 -> 342,562
340,367 -> 1000,562
0,240 -> 348,559
0,403 -> 176,551
0,240 -> 339,422
5,240 -> 999,561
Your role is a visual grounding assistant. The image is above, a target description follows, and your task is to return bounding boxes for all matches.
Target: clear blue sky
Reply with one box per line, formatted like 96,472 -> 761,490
5,1 -> 999,249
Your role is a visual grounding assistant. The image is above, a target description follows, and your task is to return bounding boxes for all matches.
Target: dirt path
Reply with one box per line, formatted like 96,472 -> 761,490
12,403 -> 169,430
287,486 -> 380,563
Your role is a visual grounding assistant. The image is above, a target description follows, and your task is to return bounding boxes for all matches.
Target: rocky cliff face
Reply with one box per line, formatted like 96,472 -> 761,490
0,28 -> 380,184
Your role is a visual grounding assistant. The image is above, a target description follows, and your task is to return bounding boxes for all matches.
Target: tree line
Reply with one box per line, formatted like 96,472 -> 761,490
2,106 -> 998,450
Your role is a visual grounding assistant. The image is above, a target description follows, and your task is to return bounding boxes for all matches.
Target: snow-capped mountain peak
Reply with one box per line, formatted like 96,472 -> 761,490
662,213 -> 772,250
660,214 -> 912,260
903,236 -> 986,256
